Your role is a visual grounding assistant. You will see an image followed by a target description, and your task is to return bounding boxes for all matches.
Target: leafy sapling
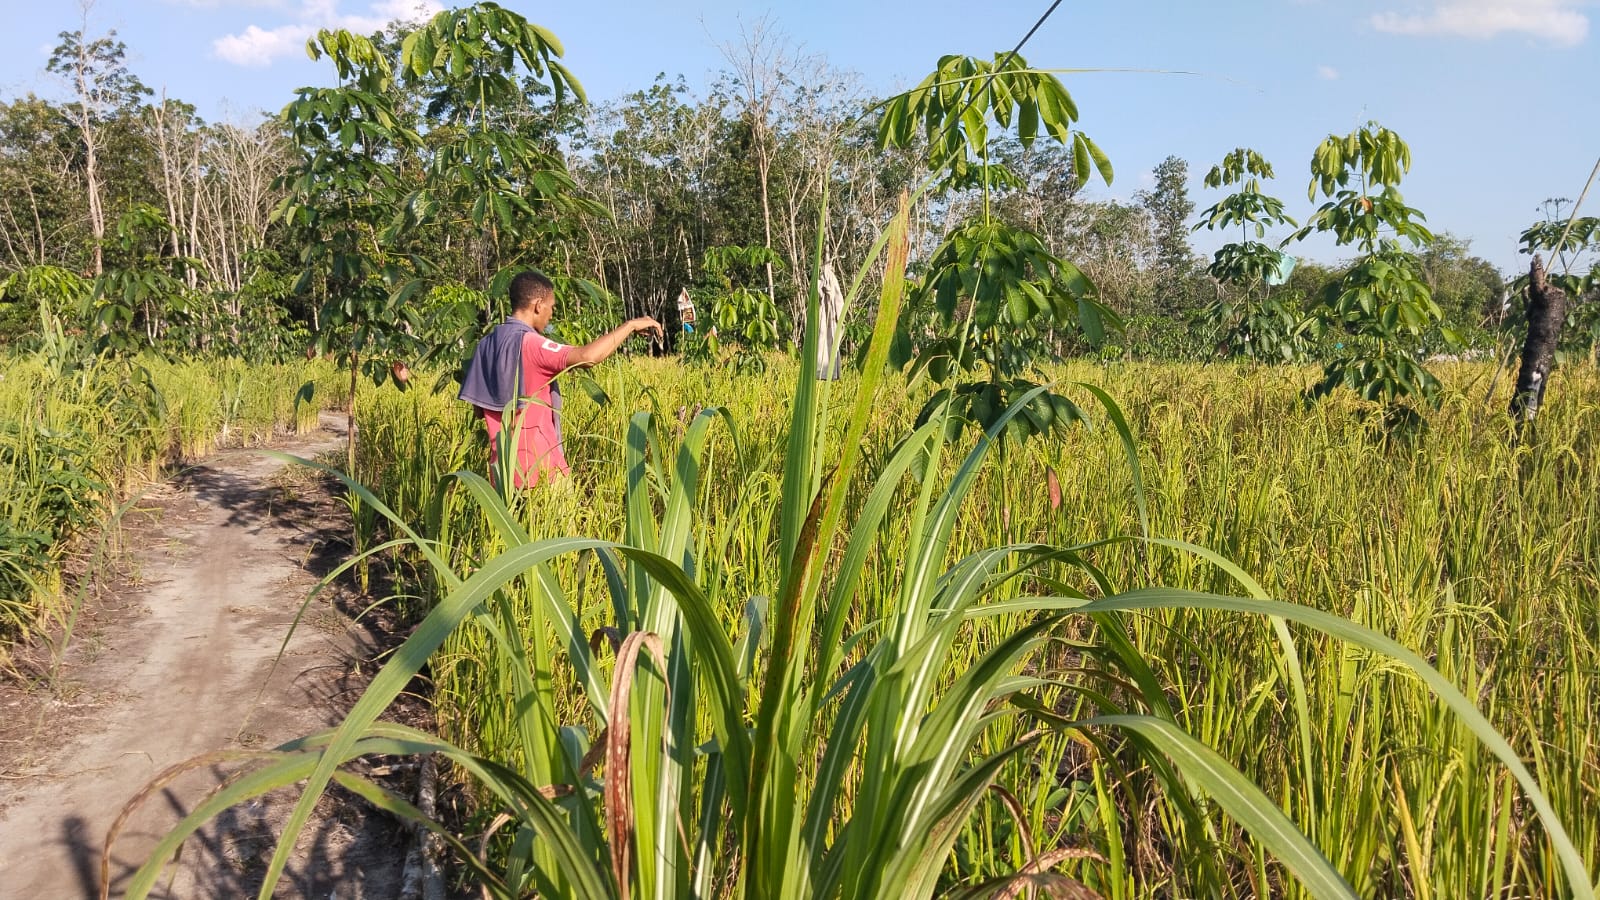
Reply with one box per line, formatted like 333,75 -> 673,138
1193,148 -> 1303,362
1286,122 -> 1455,405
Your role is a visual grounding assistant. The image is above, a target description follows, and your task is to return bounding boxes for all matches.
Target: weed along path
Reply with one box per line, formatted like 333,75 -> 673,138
0,414 -> 409,898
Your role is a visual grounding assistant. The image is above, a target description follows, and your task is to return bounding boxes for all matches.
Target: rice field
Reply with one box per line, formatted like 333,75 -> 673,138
5,4 -> 1590,895
314,352 -> 1600,898
13,329 -> 1596,897
22,298 -> 1592,898
0,354 -> 343,660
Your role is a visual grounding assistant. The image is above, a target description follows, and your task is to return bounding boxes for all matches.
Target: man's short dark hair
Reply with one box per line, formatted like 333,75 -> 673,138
510,270 -> 555,312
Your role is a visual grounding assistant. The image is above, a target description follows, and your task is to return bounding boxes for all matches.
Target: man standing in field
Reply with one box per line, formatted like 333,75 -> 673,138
459,271 -> 662,487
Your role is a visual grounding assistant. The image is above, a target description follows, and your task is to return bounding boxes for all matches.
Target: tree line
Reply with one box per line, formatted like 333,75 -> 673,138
0,4 -> 1592,401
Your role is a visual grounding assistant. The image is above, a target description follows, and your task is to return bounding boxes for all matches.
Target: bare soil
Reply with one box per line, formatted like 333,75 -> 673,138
0,414 -> 420,899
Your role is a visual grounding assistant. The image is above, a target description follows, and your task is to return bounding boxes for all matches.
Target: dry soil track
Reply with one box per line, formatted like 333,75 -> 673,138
0,415 -> 409,899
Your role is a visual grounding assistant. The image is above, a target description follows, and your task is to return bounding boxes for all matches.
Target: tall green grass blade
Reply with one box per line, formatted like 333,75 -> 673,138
894,621 -> 1056,844
202,530 -> 609,899
893,738 -> 1045,900
1074,382 -> 1149,542
623,410 -> 657,625
616,404 -> 730,899
329,771 -> 513,896
772,187 -> 827,588
1090,714 -> 1356,899
1146,534 -> 1316,828
1078,587 -> 1594,900
125,752 -> 321,898
814,419 -> 942,684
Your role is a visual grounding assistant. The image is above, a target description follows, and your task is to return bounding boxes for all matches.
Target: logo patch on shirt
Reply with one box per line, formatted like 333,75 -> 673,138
542,339 -> 564,352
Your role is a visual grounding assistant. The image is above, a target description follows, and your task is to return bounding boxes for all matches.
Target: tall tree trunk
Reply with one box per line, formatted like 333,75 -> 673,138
757,137 -> 776,307
1510,255 -> 1568,426
152,98 -> 183,261
720,19 -> 786,328
186,136 -> 202,288
29,190 -> 48,265
73,47 -> 105,276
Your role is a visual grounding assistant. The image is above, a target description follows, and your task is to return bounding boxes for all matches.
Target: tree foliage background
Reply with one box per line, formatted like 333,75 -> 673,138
0,4 -> 1560,375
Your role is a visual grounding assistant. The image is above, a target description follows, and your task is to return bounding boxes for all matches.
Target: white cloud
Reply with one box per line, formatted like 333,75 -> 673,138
212,0 -> 442,67
1317,64 -> 1340,79
214,23 -> 314,66
1371,0 -> 1589,46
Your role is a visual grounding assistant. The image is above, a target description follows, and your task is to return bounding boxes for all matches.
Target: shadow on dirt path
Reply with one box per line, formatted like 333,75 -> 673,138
0,413 -> 413,899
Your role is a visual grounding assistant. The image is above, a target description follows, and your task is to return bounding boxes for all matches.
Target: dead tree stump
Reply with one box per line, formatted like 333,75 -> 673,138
1510,254 -> 1568,425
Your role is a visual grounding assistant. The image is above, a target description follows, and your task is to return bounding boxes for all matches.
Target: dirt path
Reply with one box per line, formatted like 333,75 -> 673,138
0,415 -> 409,898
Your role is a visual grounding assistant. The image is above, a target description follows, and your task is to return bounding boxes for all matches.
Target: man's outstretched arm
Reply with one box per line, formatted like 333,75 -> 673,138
567,317 -> 664,367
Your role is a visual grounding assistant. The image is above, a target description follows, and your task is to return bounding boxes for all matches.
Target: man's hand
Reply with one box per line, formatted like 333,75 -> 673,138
629,317 -> 665,340
570,316 -> 667,367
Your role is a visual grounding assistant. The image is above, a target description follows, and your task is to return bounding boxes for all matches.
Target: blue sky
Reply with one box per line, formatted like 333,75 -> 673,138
1,0 -> 1593,274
